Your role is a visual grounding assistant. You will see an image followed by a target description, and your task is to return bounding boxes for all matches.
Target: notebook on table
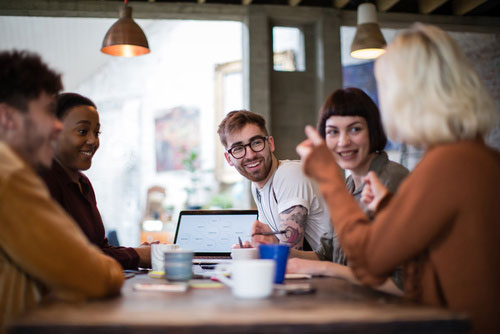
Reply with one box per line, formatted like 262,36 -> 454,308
173,210 -> 258,264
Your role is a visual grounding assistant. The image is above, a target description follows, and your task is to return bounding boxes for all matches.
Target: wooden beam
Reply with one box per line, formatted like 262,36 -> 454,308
376,0 -> 400,12
1,0 -> 499,34
289,0 -> 302,6
418,0 -> 449,14
333,0 -> 349,9
452,0 -> 487,15
242,0 -> 252,5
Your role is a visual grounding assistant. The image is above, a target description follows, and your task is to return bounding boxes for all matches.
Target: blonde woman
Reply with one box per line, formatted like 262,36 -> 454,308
296,23 -> 499,334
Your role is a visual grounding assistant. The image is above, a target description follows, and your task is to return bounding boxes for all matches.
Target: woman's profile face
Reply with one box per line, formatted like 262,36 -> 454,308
325,115 -> 372,174
55,105 -> 100,172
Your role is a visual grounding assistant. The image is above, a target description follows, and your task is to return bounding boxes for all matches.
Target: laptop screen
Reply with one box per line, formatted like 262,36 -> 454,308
173,210 -> 258,255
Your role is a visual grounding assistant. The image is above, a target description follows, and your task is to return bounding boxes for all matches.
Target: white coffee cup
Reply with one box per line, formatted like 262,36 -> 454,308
151,243 -> 179,272
216,259 -> 275,299
231,248 -> 259,261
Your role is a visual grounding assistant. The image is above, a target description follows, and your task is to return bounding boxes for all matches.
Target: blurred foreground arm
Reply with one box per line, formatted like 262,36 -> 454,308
286,258 -> 402,296
1,168 -> 124,303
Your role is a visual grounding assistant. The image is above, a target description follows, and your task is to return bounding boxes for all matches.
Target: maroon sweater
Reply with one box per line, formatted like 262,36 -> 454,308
39,160 -> 139,269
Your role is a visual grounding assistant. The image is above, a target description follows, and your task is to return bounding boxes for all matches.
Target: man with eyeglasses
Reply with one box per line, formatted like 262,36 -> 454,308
217,110 -> 331,251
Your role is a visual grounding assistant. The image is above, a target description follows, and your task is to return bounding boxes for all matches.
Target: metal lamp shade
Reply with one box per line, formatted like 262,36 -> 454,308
350,3 -> 386,60
101,6 -> 150,57
350,23 -> 386,59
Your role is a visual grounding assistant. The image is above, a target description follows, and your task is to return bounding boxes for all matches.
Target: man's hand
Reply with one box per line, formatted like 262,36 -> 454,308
251,220 -> 279,247
231,240 -> 253,249
361,171 -> 389,212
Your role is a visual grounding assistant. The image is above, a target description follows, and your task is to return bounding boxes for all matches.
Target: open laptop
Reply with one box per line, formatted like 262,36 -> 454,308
173,210 -> 258,264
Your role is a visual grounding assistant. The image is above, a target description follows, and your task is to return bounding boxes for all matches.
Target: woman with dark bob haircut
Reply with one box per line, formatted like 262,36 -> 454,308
315,88 -> 407,203
317,88 -> 386,152
287,87 -> 409,296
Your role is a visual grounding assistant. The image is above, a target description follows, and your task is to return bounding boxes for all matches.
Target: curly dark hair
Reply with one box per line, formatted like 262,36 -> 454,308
317,87 -> 387,153
0,50 -> 63,112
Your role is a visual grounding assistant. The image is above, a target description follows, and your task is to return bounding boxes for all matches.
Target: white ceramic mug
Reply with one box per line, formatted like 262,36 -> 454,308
216,259 -> 275,299
151,243 -> 179,272
231,248 -> 259,261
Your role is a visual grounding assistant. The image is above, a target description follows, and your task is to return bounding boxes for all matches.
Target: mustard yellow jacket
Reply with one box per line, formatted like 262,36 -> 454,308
0,142 -> 124,330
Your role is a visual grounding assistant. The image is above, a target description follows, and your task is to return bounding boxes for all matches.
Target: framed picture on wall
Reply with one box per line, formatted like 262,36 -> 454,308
155,106 -> 200,172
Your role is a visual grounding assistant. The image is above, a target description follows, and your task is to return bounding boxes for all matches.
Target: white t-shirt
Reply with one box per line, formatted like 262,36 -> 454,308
251,160 -> 331,251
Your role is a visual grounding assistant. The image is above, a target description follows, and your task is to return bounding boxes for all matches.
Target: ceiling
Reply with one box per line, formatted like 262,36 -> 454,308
1,0 -> 498,90
106,0 -> 500,18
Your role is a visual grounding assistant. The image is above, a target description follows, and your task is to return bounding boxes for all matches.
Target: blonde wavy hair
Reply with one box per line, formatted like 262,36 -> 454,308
374,23 -> 498,147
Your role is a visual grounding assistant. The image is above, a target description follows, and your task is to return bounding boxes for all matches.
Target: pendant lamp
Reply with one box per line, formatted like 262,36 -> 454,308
350,3 -> 386,60
101,0 -> 150,57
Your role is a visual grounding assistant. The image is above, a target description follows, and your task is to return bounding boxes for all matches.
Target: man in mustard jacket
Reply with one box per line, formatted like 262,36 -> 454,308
0,50 -> 124,330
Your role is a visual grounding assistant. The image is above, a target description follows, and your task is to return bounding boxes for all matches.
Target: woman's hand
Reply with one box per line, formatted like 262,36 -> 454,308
287,257 -> 341,277
297,125 -> 341,183
361,171 -> 389,212
134,244 -> 152,268
296,125 -> 324,161
139,240 -> 159,246
286,258 -> 321,275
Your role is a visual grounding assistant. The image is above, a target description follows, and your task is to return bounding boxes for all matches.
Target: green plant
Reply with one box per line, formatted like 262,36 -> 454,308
205,193 -> 233,209
181,147 -> 204,208
181,148 -> 200,173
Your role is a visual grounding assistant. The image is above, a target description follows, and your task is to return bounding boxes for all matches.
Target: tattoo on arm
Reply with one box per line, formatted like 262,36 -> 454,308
279,205 -> 307,249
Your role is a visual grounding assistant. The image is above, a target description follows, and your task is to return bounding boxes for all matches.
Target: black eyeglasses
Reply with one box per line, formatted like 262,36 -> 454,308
227,136 -> 269,159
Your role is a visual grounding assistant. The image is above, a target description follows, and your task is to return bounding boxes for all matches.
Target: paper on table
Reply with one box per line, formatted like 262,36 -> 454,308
134,283 -> 188,292
189,280 -> 225,289
148,271 -> 165,279
285,273 -> 312,280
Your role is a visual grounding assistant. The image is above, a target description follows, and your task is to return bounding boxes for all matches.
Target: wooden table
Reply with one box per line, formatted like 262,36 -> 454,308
7,272 -> 469,334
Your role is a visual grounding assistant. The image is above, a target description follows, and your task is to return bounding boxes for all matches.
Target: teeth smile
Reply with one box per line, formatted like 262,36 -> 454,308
246,161 -> 260,168
339,151 -> 355,157
81,151 -> 92,156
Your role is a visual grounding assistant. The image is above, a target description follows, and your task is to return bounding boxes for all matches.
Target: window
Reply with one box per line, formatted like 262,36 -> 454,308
0,16 -> 245,245
272,26 -> 305,72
